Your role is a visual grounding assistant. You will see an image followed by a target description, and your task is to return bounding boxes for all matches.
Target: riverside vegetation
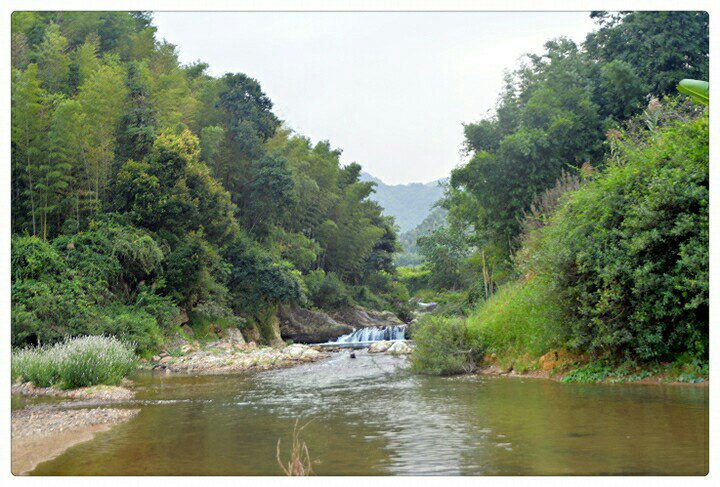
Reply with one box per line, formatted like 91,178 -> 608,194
11,11 -> 412,387
11,11 -> 709,388
405,12 -> 709,382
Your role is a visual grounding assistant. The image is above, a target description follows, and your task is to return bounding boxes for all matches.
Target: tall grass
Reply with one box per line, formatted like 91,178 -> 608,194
466,275 -> 566,362
12,336 -> 136,389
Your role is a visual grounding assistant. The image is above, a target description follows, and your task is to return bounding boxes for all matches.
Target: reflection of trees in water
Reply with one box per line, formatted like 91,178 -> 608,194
30,361 -> 708,475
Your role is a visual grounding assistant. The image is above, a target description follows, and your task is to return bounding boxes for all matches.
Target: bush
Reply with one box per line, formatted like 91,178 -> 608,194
91,305 -> 164,356
12,336 -> 136,389
411,315 -> 474,375
538,114 -> 709,360
396,266 -> 432,294
312,272 -> 353,308
466,275 -> 566,361
11,236 -> 66,281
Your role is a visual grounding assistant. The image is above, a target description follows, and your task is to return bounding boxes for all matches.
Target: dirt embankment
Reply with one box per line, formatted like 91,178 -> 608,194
476,351 -> 709,387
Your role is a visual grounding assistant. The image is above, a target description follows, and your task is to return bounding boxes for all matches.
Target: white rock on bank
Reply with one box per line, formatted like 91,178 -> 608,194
387,341 -> 412,355
368,341 -> 392,353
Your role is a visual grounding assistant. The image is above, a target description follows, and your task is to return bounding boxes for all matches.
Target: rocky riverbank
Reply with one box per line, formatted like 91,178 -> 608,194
147,341 -> 328,374
12,405 -> 139,475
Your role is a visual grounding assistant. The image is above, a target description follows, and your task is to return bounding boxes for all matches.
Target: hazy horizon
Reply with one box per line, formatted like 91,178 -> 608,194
153,12 -> 598,184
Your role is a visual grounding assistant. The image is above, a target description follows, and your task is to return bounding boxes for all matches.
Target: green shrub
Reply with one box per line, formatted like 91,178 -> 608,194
396,266 -> 432,294
537,114 -> 709,360
92,305 -> 164,356
466,275 -> 566,360
11,236 -> 66,281
302,269 -> 326,301
312,272 -> 353,308
11,278 -> 96,346
12,336 -> 136,389
188,304 -> 245,340
411,315 -> 474,375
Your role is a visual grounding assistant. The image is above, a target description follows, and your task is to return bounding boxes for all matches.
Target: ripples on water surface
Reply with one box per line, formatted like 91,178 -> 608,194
29,350 -> 708,475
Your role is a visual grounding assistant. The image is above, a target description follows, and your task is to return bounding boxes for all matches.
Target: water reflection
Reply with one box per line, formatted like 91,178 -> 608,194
29,350 -> 708,475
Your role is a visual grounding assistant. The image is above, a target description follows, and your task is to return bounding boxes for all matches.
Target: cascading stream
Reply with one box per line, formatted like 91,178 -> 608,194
333,325 -> 407,343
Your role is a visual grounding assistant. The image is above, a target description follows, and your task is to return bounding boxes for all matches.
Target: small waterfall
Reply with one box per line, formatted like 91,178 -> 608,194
334,325 -> 407,343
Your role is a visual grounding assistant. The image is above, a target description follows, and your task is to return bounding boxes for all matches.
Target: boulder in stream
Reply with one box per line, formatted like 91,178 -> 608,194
368,341 -> 392,353
387,341 -> 412,355
278,304 -> 354,343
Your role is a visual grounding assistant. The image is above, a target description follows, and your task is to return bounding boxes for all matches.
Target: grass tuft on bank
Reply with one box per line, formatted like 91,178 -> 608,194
12,336 -> 136,389
465,275 -> 566,367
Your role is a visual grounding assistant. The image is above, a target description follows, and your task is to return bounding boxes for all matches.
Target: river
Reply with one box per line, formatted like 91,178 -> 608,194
28,349 -> 708,475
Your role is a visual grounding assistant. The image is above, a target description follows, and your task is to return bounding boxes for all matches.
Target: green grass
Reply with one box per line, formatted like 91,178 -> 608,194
466,275 -> 566,364
187,310 -> 241,340
561,356 -> 708,384
12,336 -> 136,389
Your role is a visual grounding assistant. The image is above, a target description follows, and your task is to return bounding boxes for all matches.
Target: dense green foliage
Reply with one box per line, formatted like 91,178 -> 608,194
12,336 -> 136,389
441,11 -> 708,287
537,112 -> 708,360
411,12 -> 708,376
464,105 -> 708,366
11,12 -> 405,351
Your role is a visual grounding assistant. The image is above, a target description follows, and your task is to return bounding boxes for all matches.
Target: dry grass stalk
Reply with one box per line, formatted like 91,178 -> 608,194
276,419 -> 316,476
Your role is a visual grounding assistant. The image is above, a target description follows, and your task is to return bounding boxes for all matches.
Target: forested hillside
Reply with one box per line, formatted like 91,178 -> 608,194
408,11 -> 709,379
11,12 -> 408,351
359,172 -> 445,233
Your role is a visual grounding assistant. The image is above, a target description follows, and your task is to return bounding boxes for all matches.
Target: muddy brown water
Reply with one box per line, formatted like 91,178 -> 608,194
25,350 -> 708,475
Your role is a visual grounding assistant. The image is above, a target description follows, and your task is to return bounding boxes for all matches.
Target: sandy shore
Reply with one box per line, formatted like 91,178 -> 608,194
12,406 -> 140,475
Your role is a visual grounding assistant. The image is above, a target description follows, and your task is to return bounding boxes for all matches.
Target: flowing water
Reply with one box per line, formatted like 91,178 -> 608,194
28,350 -> 708,475
334,324 -> 407,343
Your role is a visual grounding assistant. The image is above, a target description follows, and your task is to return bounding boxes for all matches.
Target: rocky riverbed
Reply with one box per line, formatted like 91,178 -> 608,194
147,341 -> 329,374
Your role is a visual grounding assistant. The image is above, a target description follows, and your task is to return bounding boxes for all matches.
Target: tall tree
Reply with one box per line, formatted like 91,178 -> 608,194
116,60 -> 157,165
76,62 -> 128,211
36,22 -> 70,93
11,65 -> 47,235
586,11 -> 710,96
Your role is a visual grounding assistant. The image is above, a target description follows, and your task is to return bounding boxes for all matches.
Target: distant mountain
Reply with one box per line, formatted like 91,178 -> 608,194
396,207 -> 449,266
360,172 -> 447,233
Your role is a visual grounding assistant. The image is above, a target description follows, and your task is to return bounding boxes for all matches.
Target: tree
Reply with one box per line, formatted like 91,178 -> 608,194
45,99 -> 87,234
77,61 -> 128,210
37,22 -> 70,92
417,226 -> 471,290
11,65 -> 46,236
246,154 -> 296,235
586,11 -> 709,97
116,60 -> 157,164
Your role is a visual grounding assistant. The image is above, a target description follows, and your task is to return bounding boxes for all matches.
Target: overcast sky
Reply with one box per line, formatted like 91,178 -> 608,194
153,12 -> 597,184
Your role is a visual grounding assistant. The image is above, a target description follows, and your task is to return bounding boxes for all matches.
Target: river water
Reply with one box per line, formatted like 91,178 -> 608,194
29,350 -> 708,475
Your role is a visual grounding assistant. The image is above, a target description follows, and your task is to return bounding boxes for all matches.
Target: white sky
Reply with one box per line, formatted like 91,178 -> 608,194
153,12 -> 597,184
